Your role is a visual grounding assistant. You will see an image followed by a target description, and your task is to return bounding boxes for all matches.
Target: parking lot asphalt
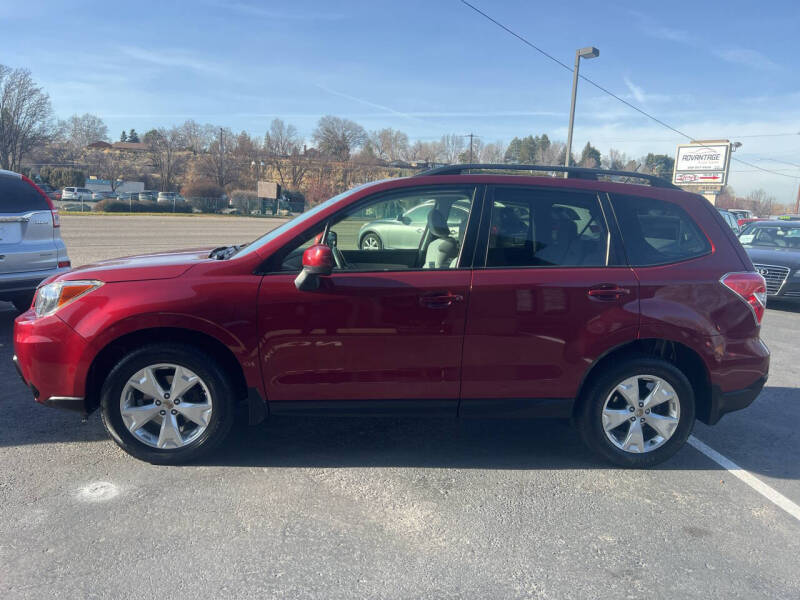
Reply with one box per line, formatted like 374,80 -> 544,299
1,215 -> 799,599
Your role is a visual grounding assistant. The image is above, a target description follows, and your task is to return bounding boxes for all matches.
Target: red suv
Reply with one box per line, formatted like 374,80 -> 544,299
13,165 -> 769,467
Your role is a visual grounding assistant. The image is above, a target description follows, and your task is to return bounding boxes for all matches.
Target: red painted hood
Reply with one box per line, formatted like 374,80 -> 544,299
59,248 -> 215,283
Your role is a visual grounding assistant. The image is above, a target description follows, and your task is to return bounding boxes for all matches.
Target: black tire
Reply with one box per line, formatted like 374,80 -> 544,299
12,292 -> 35,313
360,232 -> 383,250
100,344 -> 235,464
575,356 -> 695,468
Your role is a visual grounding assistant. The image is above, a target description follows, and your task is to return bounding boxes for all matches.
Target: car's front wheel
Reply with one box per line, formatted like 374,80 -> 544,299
360,232 -> 383,250
575,357 -> 695,468
100,344 -> 235,464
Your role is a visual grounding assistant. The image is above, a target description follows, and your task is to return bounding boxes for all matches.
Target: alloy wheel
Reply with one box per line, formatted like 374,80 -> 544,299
601,374 -> 680,454
120,363 -> 213,450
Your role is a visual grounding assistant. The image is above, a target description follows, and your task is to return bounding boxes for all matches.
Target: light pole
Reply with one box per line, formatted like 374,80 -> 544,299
564,46 -> 599,171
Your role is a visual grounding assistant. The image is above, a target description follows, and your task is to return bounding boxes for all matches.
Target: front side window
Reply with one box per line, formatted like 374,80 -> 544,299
485,187 -> 609,268
611,194 -> 711,266
273,186 -> 476,272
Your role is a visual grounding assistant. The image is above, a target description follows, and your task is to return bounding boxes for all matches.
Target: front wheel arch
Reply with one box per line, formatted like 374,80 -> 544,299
85,327 -> 249,417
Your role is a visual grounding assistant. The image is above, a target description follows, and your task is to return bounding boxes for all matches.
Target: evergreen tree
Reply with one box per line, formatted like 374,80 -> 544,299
120,130 -> 127,142
128,129 -> 140,143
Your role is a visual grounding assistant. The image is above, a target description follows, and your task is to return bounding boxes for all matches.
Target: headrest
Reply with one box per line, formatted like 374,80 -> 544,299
428,209 -> 451,239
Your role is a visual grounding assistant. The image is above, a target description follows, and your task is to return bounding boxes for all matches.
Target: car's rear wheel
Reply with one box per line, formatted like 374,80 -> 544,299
360,232 -> 383,250
100,344 -> 235,464
575,357 -> 695,468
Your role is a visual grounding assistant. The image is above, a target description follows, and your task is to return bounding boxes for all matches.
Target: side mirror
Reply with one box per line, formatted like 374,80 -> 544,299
294,244 -> 334,291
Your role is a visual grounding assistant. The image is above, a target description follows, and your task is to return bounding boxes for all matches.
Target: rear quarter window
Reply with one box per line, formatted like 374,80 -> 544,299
0,177 -> 51,213
611,194 -> 711,266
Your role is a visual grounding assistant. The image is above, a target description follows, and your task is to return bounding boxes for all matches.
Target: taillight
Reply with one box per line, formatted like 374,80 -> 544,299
720,272 -> 767,324
52,209 -> 60,228
57,260 -> 71,268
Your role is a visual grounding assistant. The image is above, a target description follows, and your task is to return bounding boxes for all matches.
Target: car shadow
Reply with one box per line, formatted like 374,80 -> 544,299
767,299 -> 800,314
2,304 -> 799,478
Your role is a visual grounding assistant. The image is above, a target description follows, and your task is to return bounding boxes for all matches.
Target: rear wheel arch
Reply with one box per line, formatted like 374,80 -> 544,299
84,327 -> 249,415
574,338 -> 711,423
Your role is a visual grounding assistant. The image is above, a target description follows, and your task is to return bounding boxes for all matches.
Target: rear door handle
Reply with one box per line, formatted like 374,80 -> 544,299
587,285 -> 630,301
420,293 -> 464,308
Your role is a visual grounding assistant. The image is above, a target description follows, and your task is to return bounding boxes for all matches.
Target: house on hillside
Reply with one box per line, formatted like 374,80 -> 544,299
111,142 -> 148,152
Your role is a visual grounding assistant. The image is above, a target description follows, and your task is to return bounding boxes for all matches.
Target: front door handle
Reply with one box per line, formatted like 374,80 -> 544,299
587,285 -> 630,301
420,293 -> 464,308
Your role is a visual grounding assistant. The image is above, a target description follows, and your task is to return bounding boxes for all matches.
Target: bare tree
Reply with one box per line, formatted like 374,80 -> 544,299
200,127 -> 237,188
0,65 -> 54,171
59,113 -> 108,154
602,148 -> 629,170
480,141 -> 506,163
440,134 -> 465,164
368,128 -> 409,162
88,149 -> 131,192
178,120 -> 214,154
146,127 -> 185,191
312,115 -> 367,161
264,118 -> 303,187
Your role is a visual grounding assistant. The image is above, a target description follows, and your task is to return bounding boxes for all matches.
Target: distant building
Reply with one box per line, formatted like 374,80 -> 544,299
85,177 -> 145,194
111,142 -> 148,152
87,141 -> 112,149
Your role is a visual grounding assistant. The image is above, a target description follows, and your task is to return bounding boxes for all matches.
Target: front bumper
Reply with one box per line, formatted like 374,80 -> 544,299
13,311 -> 91,413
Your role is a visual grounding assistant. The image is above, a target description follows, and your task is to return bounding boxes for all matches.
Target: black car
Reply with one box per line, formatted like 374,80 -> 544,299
739,220 -> 800,299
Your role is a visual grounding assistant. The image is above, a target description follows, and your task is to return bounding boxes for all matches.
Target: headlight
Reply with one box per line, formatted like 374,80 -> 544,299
34,280 -> 103,317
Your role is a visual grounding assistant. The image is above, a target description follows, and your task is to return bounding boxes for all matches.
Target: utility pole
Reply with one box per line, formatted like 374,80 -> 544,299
795,182 -> 800,215
468,133 -> 474,163
219,128 -> 225,187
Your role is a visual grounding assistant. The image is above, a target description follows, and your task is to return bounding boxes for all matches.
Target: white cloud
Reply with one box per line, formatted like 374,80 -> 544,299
119,46 -> 222,74
713,48 -> 781,72
623,77 -> 646,104
206,1 -> 344,20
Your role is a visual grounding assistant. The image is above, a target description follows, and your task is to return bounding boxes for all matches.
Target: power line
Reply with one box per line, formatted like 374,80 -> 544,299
459,0 -> 799,180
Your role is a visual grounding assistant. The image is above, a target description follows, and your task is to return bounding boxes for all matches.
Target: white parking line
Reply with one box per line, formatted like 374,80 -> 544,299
688,435 -> 800,523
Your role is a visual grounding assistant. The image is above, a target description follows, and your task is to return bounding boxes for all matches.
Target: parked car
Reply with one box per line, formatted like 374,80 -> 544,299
717,208 -> 741,235
739,220 -> 800,300
92,191 -> 116,201
157,192 -> 185,205
357,198 -> 470,250
139,190 -> 157,202
727,208 -> 757,228
36,183 -> 59,201
0,170 -> 71,312
13,165 -> 769,468
61,187 -> 94,202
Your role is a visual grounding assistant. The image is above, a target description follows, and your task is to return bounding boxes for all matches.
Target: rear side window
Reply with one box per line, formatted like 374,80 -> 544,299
485,187 -> 609,268
0,176 -> 51,213
611,194 -> 711,266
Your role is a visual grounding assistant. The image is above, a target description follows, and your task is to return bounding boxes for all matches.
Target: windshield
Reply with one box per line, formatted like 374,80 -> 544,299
739,224 -> 800,249
233,181 -> 384,259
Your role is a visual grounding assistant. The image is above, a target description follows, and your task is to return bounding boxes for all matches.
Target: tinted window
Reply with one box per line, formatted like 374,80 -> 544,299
611,195 -> 710,266
0,176 -> 51,213
485,187 -> 609,267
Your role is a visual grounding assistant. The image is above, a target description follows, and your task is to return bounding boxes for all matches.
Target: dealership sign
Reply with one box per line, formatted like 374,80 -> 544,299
672,142 -> 731,187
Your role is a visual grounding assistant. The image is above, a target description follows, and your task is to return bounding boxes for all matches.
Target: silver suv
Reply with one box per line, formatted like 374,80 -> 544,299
0,170 -> 71,312
61,187 -> 93,201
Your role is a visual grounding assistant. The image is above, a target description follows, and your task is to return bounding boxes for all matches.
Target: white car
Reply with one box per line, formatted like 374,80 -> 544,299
61,187 -> 93,201
157,192 -> 185,204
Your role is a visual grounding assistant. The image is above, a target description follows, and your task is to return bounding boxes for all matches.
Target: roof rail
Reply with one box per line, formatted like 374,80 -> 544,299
414,163 -> 678,189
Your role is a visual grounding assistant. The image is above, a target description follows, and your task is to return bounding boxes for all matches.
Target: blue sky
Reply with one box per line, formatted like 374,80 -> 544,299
1,0 -> 798,199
